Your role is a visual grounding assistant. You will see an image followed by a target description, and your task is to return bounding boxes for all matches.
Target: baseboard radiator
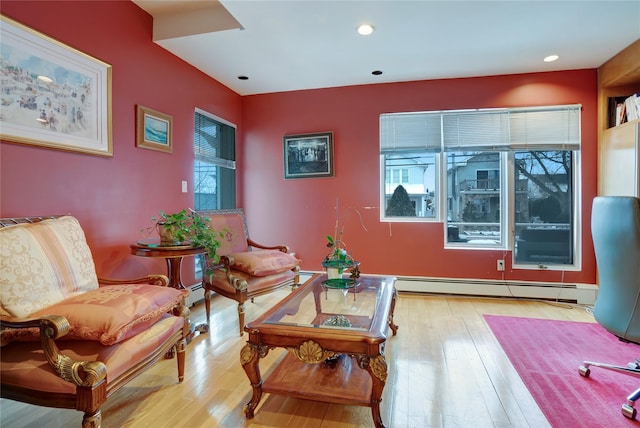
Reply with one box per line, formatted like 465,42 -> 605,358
300,271 -> 597,306
185,282 -> 205,307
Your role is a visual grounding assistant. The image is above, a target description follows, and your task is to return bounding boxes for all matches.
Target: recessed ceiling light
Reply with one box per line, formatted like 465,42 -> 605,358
357,24 -> 374,36
544,55 -> 559,63
237,75 -> 249,80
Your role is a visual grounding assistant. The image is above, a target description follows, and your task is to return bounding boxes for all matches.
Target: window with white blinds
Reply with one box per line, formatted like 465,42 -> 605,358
380,104 -> 582,269
193,108 -> 236,211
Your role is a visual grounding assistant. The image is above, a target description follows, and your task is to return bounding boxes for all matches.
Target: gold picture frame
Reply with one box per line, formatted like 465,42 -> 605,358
136,105 -> 172,153
0,15 -> 113,157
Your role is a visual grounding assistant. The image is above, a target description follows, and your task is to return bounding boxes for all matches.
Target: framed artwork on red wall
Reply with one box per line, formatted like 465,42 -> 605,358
0,15 -> 113,157
136,105 -> 172,153
283,131 -> 334,179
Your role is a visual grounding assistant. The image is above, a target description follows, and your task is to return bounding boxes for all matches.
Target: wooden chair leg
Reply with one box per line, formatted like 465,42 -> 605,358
82,410 -> 101,428
176,339 -> 186,382
238,302 -> 245,336
204,289 -> 211,326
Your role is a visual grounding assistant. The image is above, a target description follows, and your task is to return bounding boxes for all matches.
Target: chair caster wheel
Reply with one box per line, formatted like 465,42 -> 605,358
622,403 -> 637,420
578,365 -> 590,377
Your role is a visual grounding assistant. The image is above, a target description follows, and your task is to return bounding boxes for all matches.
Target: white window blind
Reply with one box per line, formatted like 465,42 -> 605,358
380,104 -> 581,153
442,110 -> 510,151
509,106 -> 581,150
194,111 -> 236,169
380,112 -> 442,152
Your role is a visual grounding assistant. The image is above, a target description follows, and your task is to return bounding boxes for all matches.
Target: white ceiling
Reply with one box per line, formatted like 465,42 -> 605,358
133,0 -> 640,96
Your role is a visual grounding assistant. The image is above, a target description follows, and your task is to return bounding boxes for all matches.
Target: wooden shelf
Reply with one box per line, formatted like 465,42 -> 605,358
598,39 -> 640,133
597,39 -> 640,198
599,39 -> 640,88
262,352 -> 372,406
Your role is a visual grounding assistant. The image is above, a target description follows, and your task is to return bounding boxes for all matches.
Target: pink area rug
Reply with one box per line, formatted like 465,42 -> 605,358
484,315 -> 640,428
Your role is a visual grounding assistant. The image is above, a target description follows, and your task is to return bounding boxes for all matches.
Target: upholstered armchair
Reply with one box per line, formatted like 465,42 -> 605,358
0,216 -> 189,428
579,196 -> 640,419
197,209 -> 300,335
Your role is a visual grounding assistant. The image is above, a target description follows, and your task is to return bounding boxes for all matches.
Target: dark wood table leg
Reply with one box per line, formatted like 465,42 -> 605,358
164,256 -> 208,340
389,287 -> 399,335
240,342 -> 267,419
165,256 -> 184,289
362,354 -> 388,428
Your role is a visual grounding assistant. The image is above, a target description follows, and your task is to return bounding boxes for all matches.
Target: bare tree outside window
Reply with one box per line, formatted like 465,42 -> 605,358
514,151 -> 573,265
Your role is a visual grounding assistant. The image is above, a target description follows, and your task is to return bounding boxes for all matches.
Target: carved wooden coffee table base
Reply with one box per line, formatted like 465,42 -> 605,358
240,275 -> 398,428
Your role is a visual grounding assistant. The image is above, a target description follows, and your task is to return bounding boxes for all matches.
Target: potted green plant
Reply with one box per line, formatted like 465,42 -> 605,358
322,222 -> 359,280
150,209 -> 223,264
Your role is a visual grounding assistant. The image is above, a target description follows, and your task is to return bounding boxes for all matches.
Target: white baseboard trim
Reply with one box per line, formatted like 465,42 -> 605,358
300,271 -> 597,306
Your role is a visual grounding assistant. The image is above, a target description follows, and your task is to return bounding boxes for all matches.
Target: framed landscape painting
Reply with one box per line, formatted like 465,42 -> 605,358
0,15 -> 113,157
136,105 -> 172,153
283,131 -> 334,179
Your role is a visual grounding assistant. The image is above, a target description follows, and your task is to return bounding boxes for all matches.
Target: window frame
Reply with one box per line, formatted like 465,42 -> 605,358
380,152 -> 440,222
193,107 -> 237,211
193,108 -> 237,278
443,150 -> 508,250
508,150 -> 582,271
380,105 -> 582,270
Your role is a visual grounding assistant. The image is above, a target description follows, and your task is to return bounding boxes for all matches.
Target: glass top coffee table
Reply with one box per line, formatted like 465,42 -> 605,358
241,274 -> 398,428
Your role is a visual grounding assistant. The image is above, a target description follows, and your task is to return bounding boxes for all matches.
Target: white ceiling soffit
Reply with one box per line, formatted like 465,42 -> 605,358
133,0 -> 640,96
133,0 -> 242,41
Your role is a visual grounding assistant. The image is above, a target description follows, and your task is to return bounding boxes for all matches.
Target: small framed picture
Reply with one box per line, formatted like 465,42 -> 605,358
283,131 -> 334,179
136,105 -> 172,153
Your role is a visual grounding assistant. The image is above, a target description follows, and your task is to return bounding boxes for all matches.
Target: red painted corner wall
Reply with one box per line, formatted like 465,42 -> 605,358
0,1 -> 242,285
240,71 -> 598,285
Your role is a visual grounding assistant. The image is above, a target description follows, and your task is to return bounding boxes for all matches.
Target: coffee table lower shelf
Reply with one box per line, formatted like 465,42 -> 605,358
262,352 -> 373,406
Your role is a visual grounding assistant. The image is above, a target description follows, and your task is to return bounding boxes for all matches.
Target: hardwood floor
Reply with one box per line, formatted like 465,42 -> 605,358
1,283 -> 595,428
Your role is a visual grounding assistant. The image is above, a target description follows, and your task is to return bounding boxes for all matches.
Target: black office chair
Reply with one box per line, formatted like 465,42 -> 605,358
579,196 -> 640,419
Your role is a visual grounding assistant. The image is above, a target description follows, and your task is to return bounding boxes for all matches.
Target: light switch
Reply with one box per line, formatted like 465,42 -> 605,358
181,181 -> 188,193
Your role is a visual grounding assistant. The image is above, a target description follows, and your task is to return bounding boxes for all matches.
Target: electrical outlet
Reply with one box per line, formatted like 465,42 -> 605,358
497,260 -> 505,271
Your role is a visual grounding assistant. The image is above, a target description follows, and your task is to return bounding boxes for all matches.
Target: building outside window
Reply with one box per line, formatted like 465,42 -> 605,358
476,169 -> 500,190
447,152 -> 502,246
383,153 -> 436,218
390,167 -> 409,185
380,105 -> 580,269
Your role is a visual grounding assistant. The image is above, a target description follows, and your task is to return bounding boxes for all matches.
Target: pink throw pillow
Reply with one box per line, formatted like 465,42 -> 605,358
1,284 -> 186,346
228,250 -> 298,277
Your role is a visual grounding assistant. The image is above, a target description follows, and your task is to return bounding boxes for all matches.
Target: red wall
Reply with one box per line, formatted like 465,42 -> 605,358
0,1 -> 598,287
241,72 -> 598,284
0,1 -> 243,285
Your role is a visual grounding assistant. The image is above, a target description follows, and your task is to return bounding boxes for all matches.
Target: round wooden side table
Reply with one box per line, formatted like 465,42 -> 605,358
130,238 -> 209,340
130,238 -> 206,289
